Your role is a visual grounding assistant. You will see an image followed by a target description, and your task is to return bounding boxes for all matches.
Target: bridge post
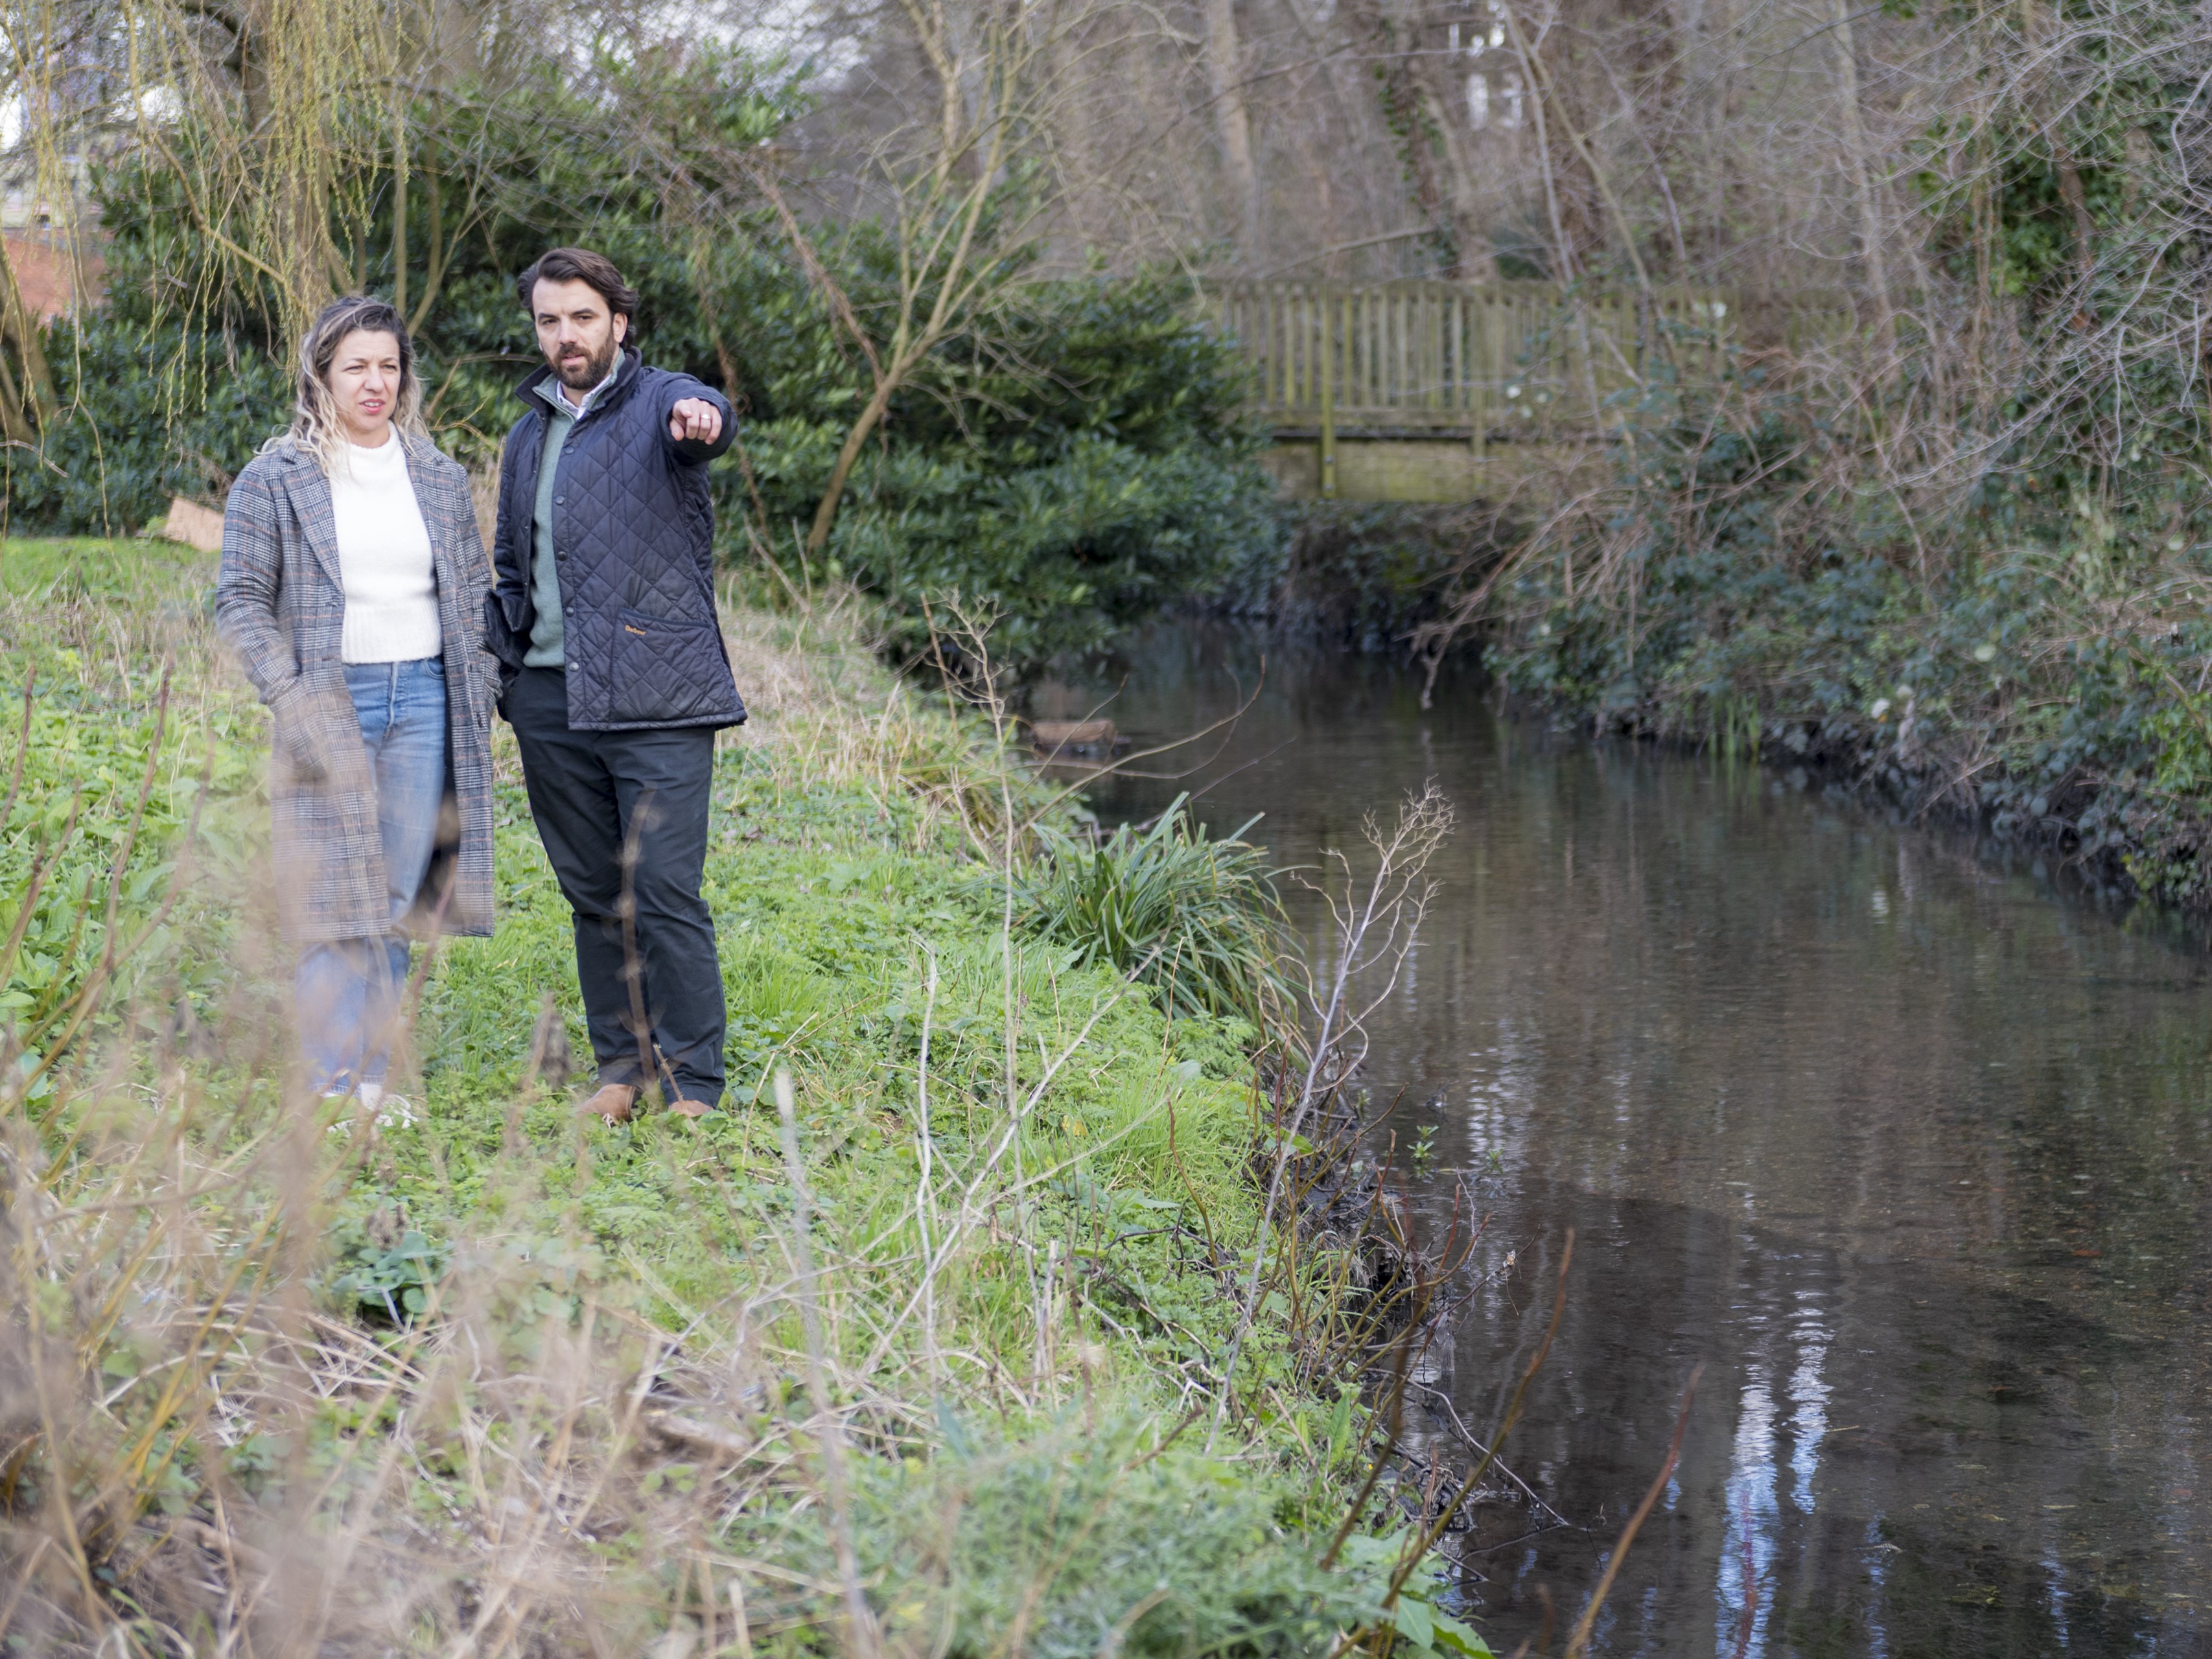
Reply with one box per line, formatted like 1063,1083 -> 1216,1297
1320,294 -> 1337,500
1469,289 -> 1486,470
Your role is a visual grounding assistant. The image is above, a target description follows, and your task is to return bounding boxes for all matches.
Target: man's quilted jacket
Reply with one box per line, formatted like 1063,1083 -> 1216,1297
485,347 -> 747,731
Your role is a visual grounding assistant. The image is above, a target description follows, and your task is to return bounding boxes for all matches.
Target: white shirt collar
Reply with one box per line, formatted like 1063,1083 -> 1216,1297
550,359 -> 621,418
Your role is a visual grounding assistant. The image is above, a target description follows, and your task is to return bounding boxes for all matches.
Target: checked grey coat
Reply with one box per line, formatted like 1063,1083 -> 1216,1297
216,437 -> 500,945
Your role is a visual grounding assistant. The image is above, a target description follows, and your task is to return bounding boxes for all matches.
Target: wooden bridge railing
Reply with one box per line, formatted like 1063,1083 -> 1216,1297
1205,279 -> 1857,458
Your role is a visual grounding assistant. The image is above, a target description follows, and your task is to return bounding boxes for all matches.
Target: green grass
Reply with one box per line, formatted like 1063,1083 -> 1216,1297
1012,795 -> 1292,1031
0,538 -> 1488,1659
0,538 -> 261,1095
0,534 -> 213,597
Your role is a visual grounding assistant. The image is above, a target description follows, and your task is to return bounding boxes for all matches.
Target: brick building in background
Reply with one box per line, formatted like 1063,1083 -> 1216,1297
2,231 -> 100,321
3,152 -> 103,321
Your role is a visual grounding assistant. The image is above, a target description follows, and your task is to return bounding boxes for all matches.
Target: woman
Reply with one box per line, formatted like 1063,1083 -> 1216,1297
217,295 -> 498,1112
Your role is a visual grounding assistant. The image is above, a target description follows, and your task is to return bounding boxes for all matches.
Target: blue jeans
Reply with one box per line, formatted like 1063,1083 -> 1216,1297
297,657 -> 447,1095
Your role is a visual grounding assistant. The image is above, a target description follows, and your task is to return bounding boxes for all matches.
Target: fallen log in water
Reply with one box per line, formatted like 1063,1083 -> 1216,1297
1030,718 -> 1126,758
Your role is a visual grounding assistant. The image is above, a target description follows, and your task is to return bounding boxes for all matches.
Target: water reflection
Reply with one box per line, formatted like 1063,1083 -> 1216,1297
1042,621 -> 2212,1657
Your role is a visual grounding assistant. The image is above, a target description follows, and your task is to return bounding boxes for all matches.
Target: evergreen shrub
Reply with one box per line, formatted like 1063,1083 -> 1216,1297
12,85 -> 1273,671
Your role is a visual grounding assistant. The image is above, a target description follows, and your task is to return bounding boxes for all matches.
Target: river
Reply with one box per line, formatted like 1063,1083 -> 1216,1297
1036,620 -> 2212,1659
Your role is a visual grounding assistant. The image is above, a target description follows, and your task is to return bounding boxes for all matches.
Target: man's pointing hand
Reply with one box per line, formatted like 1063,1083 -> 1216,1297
669,397 -> 723,445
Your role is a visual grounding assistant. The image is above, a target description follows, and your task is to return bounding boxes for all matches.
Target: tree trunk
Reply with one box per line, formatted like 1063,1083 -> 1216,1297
1050,12 -> 1100,254
0,233 -> 56,430
408,170 -> 448,334
1532,29 -> 1601,274
2051,142 -> 2096,289
1830,0 -> 1898,364
238,0 -> 270,132
806,373 -> 903,557
0,347 -> 32,447
1351,0 -> 1451,265
390,103 -> 410,318
1406,17 -> 1495,279
1204,0 -> 1260,257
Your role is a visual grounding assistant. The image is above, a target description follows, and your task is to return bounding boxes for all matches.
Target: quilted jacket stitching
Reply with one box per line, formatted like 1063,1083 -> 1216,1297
487,349 -> 747,732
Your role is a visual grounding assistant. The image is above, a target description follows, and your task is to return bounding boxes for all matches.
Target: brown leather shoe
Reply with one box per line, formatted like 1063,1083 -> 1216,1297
581,1083 -> 639,1124
670,1097 -> 712,1120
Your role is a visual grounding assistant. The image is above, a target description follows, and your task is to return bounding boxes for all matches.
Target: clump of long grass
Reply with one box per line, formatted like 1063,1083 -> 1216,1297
717,579 -> 1050,852
831,1411 -> 1389,1659
1012,794 -> 1292,1028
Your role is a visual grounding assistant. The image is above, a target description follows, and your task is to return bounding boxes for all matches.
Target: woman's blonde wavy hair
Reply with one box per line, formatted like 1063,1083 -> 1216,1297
266,295 -> 429,474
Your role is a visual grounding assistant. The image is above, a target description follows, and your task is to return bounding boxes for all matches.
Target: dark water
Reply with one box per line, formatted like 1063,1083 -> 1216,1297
1037,621 -> 2212,1659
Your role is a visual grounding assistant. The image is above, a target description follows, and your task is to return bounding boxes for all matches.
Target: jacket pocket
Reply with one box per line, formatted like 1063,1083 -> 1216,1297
482,588 -> 524,666
270,677 -> 364,785
481,590 -> 525,705
610,607 -> 731,724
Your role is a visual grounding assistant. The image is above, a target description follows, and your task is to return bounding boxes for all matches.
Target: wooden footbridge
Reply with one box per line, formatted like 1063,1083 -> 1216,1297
1205,280 -> 1854,503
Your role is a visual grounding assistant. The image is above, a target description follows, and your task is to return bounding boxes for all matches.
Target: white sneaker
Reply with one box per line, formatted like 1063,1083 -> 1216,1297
356,1082 -> 417,1129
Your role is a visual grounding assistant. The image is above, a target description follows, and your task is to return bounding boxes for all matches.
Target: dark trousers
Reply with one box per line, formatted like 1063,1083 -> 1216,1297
507,666 -> 725,1106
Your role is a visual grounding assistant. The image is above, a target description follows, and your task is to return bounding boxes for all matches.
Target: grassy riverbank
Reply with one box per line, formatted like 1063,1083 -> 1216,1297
0,540 -> 1478,1657
1460,442 -> 2212,909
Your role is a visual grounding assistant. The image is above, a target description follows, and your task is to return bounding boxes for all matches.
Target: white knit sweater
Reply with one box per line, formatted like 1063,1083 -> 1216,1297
331,434 -> 442,664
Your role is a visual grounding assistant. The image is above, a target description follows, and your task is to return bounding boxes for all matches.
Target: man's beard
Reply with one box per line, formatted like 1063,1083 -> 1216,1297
554,338 -> 619,391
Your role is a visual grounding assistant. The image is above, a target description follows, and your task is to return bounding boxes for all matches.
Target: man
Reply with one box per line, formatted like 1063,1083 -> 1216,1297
484,246 -> 744,1122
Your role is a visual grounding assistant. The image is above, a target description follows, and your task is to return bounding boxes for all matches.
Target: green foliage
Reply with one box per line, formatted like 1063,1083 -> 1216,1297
1217,502 -> 1504,650
717,266 -> 1275,670
14,60 -> 1272,665
5,314 -> 291,533
325,1205 -> 447,1322
1894,2 -> 2211,482
8,567 -> 1463,1654
734,1413 -> 1498,1659
1915,112 -> 2128,299
1337,1533 -> 1493,1658
741,1413 -> 1396,1659
1408,1124 -> 1438,1172
0,541 -> 260,1081
762,422 -> 1272,670
1482,368 -> 2212,907
1010,795 -> 1290,1028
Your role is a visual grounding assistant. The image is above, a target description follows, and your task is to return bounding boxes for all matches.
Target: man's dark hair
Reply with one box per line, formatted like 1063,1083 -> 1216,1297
517,248 -> 641,325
